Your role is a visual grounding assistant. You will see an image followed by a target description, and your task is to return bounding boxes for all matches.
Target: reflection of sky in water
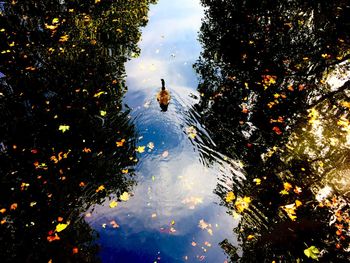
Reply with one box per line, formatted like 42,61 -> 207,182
125,0 -> 204,107
86,0 -> 239,262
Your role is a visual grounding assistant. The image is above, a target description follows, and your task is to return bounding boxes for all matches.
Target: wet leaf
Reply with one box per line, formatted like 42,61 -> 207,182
225,191 -> 235,203
304,245 -> 320,260
56,222 -> 69,232
96,185 -> 105,193
253,178 -> 261,185
135,146 -> 145,153
119,192 -> 130,201
235,196 -> 251,213
58,125 -> 70,133
109,200 -> 118,208
116,139 -> 125,147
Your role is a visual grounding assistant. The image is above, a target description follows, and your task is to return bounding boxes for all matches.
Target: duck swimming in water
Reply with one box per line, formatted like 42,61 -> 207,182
156,79 -> 171,111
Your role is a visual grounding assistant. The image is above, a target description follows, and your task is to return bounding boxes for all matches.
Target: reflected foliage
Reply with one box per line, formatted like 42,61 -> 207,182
0,0 -> 155,262
195,0 -> 350,261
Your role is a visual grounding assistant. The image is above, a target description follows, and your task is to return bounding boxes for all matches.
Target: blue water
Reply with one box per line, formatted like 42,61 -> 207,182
85,1 -> 241,262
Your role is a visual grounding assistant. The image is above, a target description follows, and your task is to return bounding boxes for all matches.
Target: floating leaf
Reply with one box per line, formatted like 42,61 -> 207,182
304,246 -> 320,260
93,91 -> 105,98
109,200 -> 118,208
100,110 -> 107,116
59,34 -> 69,42
253,178 -> 261,185
56,222 -> 69,232
135,146 -> 145,153
225,191 -> 235,203
59,125 -> 70,133
110,220 -> 119,228
96,185 -> 105,193
119,192 -> 130,201
10,203 -> 17,210
116,139 -> 125,147
235,196 -> 251,213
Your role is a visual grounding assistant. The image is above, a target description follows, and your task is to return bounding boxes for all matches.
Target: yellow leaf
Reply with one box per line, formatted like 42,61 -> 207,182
96,185 -> 105,193
52,18 -> 59,24
109,200 -> 118,208
280,189 -> 289,195
225,191 -> 235,203
116,139 -> 125,147
295,200 -> 302,207
247,234 -> 255,240
119,192 -> 130,201
93,91 -> 105,98
100,110 -> 107,116
56,222 -> 69,232
235,196 -> 251,213
59,35 -> 69,42
283,182 -> 293,191
253,178 -> 261,185
135,146 -> 145,153
58,125 -> 70,133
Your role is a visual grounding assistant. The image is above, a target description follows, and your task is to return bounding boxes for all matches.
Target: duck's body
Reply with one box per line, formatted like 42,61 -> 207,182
157,79 -> 171,111
156,90 -> 171,105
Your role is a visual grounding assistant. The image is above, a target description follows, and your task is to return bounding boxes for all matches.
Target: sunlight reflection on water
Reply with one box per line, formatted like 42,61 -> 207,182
85,0 -> 242,261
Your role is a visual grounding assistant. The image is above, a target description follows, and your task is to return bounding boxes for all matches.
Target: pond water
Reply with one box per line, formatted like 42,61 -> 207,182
85,0 -> 240,262
1,0 -> 350,262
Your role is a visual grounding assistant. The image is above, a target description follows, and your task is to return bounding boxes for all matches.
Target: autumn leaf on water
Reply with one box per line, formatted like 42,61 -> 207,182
100,110 -> 107,116
186,126 -> 197,139
281,200 -> 302,221
59,34 -> 69,42
235,196 -> 251,213
109,200 -> 118,208
119,192 -> 130,201
198,219 -> 209,230
162,150 -> 169,158
110,220 -> 119,228
59,125 -> 70,133
135,146 -> 145,153
280,182 -> 293,195
198,219 -> 213,235
93,91 -> 106,98
116,139 -> 125,147
225,191 -> 235,203
96,185 -> 105,193
304,245 -> 320,260
56,222 -> 69,232
253,178 -> 261,185
147,142 -> 154,150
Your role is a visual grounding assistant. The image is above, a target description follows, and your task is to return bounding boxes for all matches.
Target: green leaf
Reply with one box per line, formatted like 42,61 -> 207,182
304,246 -> 320,261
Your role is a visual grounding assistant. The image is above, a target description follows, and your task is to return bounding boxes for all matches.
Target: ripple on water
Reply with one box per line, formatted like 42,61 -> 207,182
86,86 -> 243,262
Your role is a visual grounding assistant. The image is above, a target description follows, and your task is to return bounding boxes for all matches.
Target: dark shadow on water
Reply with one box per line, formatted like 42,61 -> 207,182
194,0 -> 350,262
0,0 -> 156,262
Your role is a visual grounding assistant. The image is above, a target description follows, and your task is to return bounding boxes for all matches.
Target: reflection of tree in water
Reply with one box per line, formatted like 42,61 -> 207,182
194,0 -> 350,261
0,0 -> 155,262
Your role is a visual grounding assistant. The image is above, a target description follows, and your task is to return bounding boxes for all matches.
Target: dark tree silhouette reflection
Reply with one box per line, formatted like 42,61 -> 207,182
0,0 -> 155,262
194,0 -> 350,262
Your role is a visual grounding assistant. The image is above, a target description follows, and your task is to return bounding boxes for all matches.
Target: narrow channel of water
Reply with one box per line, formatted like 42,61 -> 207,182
86,0 -> 241,262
